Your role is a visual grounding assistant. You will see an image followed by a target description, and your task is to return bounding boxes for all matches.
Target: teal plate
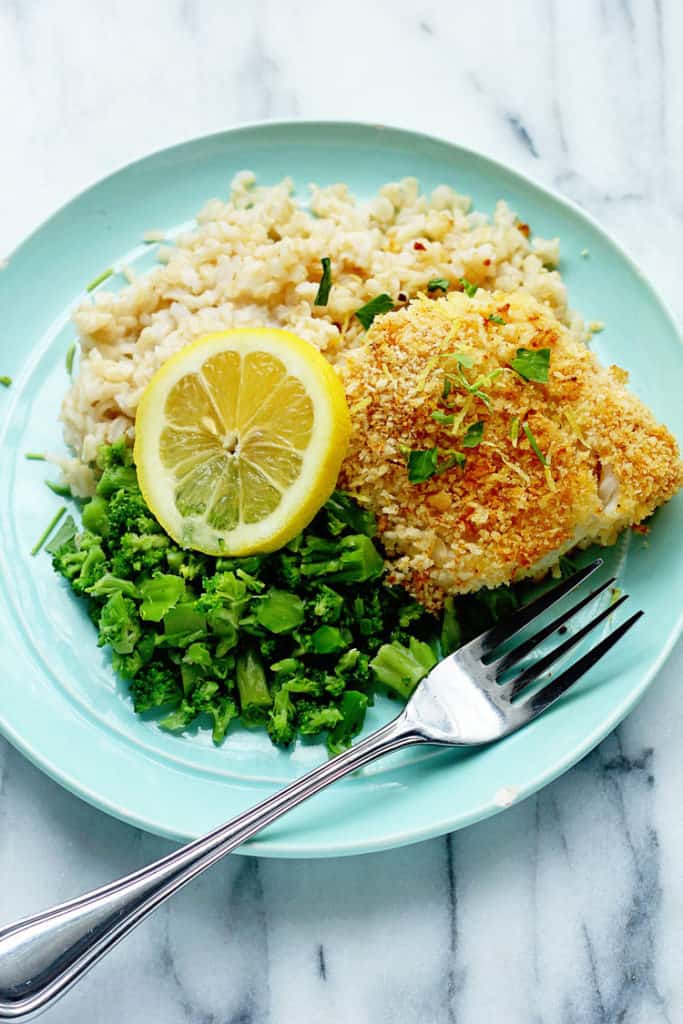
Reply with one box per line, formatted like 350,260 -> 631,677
0,122 -> 681,857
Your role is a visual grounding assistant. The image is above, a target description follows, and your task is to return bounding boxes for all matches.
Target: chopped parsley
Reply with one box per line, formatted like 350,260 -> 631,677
459,277 -> 478,297
354,293 -> 395,330
431,410 -> 455,426
522,422 -> 548,466
86,268 -> 113,292
403,447 -> 465,484
427,278 -> 449,292
509,417 -> 520,446
314,257 -> 332,306
461,421 -> 485,448
441,377 -> 452,400
0,376 -> 11,388
487,314 -> 506,326
66,343 -> 76,375
510,347 -> 551,383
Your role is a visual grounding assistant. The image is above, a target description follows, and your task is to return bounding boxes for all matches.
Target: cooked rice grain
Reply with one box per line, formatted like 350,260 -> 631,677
61,173 -> 583,493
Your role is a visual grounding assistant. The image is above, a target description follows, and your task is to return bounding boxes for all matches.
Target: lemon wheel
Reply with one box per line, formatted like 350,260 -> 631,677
133,328 -> 351,555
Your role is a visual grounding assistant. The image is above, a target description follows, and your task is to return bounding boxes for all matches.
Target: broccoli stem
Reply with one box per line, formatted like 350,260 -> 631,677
236,648 -> 272,723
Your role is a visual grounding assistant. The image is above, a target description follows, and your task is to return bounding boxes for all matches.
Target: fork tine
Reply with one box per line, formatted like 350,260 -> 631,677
518,611 -> 643,720
504,594 -> 630,699
469,558 -> 603,654
491,576 -> 617,676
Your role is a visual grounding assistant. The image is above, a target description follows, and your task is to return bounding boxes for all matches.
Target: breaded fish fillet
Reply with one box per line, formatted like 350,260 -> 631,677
339,290 -> 682,611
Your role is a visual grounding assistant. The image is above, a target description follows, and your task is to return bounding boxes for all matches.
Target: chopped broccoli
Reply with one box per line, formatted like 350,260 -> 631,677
298,704 -> 344,736
110,533 -> 169,576
129,662 -> 182,713
310,625 -> 349,655
327,690 -> 368,755
139,574 -> 185,622
370,637 -> 437,699
50,440 -> 524,752
301,534 -> 384,584
97,592 -> 141,654
236,648 -> 272,725
321,491 -> 376,538
268,686 -> 297,746
256,589 -> 305,634
310,584 -> 344,623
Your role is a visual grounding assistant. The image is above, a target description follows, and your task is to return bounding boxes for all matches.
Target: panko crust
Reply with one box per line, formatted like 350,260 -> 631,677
339,290 -> 682,610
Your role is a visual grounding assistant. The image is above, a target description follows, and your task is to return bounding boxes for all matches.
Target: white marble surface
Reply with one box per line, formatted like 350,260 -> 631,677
2,1 -> 683,1021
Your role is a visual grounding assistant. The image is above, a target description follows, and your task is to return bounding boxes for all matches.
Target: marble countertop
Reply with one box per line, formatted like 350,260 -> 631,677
2,1 -> 682,1021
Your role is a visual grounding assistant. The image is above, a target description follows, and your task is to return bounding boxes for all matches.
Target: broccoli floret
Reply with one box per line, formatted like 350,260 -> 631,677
129,661 -> 182,713
327,690 -> 368,756
96,463 -> 139,498
320,491 -> 376,538
309,584 -> 344,623
86,574 -> 138,600
370,637 -> 437,699
107,488 -> 160,540
110,533 -> 169,576
205,696 -> 239,744
111,633 -> 155,679
298,704 -> 344,736
96,438 -> 134,470
97,592 -> 141,654
52,531 -> 108,595
267,686 -> 297,746
276,551 -> 302,589
159,699 -> 198,733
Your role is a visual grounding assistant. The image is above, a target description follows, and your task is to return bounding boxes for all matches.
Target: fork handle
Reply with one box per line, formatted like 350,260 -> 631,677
0,713 -> 421,1021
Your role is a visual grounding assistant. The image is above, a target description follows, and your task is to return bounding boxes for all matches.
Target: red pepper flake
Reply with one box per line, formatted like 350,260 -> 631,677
413,241 -> 426,251
483,258 -> 491,266
632,523 -> 650,535
516,221 -> 531,238
397,292 -> 407,302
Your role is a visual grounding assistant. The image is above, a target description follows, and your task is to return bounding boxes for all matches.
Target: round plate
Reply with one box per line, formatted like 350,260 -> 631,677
0,122 -> 681,858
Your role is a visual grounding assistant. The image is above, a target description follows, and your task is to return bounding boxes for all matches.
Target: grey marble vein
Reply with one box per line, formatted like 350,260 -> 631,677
1,1 -> 683,1022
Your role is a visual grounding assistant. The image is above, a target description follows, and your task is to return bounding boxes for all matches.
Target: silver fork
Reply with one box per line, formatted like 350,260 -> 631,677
0,558 -> 641,1021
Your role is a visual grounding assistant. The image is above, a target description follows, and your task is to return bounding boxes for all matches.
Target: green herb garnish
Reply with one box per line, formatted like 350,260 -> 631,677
509,417 -> 520,446
46,480 -> 72,497
461,421 -> 485,448
428,278 -> 449,292
431,410 -> 455,426
31,506 -> 66,557
0,376 -> 11,388
404,447 -> 465,483
314,257 -> 332,306
510,347 -> 551,383
522,422 -> 548,465
86,268 -> 114,292
66,343 -> 76,375
459,277 -> 478,297
354,293 -> 395,330
25,452 -> 46,461
487,314 -> 506,325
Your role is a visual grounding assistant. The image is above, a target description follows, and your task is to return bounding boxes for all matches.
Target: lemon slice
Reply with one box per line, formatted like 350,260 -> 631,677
134,328 -> 351,555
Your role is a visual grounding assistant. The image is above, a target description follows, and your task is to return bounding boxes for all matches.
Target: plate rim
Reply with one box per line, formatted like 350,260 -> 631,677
1,118 -> 681,858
